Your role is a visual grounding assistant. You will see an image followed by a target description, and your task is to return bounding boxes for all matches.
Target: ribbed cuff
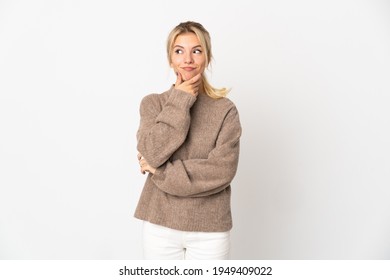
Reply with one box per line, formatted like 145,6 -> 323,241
168,87 -> 197,109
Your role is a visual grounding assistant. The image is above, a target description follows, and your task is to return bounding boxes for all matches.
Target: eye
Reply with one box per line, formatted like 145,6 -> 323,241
174,49 -> 183,54
193,49 -> 202,54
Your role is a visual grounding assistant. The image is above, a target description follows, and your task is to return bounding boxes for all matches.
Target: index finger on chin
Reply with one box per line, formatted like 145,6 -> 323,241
192,73 -> 201,83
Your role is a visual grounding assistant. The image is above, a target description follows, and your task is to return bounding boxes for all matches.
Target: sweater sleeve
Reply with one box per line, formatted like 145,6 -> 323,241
151,105 -> 242,197
136,88 -> 196,168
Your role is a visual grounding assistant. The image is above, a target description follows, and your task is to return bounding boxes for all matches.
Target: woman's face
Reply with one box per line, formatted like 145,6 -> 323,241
170,32 -> 206,81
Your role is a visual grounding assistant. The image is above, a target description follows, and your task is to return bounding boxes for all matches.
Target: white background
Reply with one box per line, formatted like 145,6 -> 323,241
0,0 -> 389,259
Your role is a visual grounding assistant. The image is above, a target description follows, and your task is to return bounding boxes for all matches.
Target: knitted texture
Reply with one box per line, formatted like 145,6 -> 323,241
134,86 -> 241,232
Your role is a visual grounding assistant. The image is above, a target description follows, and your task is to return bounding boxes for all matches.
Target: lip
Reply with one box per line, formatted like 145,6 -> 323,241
181,67 -> 196,71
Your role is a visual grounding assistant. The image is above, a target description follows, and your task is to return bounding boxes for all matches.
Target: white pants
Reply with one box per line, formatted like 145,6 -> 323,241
143,221 -> 230,260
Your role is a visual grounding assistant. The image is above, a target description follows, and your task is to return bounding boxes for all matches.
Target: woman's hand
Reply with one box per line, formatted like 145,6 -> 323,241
138,152 -> 156,175
174,72 -> 201,97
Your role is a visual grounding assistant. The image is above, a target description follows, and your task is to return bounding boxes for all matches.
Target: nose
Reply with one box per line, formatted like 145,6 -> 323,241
184,53 -> 193,64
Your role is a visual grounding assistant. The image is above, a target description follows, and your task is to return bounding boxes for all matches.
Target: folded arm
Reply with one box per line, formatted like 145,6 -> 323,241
151,105 -> 242,197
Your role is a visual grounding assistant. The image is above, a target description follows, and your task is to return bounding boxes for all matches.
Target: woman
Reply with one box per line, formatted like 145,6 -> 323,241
135,21 -> 241,260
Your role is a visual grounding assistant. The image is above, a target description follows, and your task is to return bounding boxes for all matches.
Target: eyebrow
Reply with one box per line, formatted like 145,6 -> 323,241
173,45 -> 202,49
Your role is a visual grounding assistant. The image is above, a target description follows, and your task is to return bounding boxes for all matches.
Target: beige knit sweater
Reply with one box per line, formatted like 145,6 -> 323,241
134,86 -> 241,232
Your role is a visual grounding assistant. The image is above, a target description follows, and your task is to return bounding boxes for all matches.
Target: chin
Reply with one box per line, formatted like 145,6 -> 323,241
182,72 -> 198,81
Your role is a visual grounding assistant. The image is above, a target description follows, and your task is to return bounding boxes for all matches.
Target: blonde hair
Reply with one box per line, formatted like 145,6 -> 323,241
166,21 -> 229,99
